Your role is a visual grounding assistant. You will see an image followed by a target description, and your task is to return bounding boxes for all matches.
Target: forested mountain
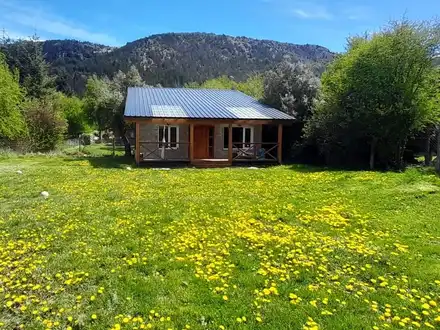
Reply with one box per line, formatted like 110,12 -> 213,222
41,32 -> 334,94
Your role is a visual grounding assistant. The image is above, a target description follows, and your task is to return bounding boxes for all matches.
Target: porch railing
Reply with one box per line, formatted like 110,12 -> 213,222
232,142 -> 279,161
136,141 -> 280,161
139,141 -> 190,160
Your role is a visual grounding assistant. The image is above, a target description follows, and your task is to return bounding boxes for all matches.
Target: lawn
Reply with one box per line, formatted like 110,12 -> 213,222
0,155 -> 440,330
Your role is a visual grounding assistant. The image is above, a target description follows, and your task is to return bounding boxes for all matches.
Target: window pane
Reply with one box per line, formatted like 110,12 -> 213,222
170,127 -> 177,148
223,127 -> 229,149
232,127 -> 243,148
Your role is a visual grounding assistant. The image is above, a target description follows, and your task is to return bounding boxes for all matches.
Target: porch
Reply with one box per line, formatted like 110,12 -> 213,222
131,119 -> 285,167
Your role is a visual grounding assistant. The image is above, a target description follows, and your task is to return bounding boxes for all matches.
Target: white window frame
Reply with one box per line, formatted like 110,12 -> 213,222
157,125 -> 179,150
222,125 -> 254,150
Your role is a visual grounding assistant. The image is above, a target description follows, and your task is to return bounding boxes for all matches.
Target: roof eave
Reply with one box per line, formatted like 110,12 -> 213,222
124,116 -> 296,125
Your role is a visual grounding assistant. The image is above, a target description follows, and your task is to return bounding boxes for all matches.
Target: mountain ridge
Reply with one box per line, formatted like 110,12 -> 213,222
40,32 -> 334,94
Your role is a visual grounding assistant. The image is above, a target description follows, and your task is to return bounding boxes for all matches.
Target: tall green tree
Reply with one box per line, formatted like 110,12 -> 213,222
1,35 -> 53,98
0,52 -> 25,140
84,75 -> 122,136
263,61 -> 319,121
111,65 -> 146,155
53,93 -> 89,137
305,20 -> 440,169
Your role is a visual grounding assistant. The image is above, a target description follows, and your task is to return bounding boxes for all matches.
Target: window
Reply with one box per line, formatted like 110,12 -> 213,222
158,125 -> 179,149
223,126 -> 253,149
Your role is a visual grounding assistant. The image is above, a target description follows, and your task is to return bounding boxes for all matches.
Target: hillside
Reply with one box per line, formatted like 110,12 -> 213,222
42,32 -> 334,94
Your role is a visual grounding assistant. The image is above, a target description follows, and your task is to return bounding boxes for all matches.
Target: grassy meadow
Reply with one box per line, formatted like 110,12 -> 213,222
0,154 -> 440,329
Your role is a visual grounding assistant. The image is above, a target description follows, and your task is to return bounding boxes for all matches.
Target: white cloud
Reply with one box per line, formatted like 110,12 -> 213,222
292,7 -> 333,20
0,0 -> 119,45
343,5 -> 372,21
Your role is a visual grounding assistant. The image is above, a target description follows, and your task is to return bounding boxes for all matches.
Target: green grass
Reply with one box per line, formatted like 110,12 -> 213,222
0,155 -> 440,330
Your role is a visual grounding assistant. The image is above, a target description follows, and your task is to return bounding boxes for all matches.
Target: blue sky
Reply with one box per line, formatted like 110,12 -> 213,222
0,0 -> 438,51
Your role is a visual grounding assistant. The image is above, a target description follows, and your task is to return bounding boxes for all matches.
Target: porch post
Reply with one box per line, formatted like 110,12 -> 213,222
228,123 -> 233,163
135,121 -> 140,165
277,123 -> 283,164
189,123 -> 194,163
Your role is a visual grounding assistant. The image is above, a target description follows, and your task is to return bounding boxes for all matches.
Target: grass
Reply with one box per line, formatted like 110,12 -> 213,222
0,155 -> 440,330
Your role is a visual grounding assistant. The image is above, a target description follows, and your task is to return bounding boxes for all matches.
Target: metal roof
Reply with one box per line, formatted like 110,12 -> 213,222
124,87 -> 295,120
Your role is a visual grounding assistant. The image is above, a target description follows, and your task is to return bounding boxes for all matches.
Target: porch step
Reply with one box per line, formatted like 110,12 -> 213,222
191,159 -> 231,168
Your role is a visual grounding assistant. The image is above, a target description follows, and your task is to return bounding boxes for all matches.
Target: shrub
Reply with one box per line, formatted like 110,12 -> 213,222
24,96 -> 67,151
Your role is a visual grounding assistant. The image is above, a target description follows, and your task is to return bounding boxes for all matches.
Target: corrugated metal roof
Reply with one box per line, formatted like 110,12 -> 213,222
124,87 -> 295,120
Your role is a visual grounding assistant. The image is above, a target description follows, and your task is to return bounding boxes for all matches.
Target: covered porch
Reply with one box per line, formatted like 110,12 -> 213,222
129,118 -> 286,167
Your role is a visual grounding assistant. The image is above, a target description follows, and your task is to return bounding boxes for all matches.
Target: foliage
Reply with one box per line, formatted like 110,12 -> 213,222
185,74 -> 264,100
111,65 -> 146,134
1,35 -> 54,98
83,75 -> 122,133
0,52 -> 25,140
263,61 -> 320,121
305,20 -> 440,169
23,95 -> 67,151
84,66 -> 145,137
1,158 -> 440,329
53,93 -> 89,137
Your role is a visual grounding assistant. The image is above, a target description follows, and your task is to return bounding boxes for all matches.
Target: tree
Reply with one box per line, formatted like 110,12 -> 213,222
53,93 -> 89,137
185,74 -> 264,99
111,66 -> 145,155
237,74 -> 264,100
84,75 -> 122,137
305,20 -> 440,169
0,52 -> 25,140
24,96 -> 67,151
1,35 -> 54,98
263,61 -> 319,121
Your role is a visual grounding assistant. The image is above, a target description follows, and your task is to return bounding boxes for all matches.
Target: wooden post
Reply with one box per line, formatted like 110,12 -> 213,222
189,124 -> 194,163
135,121 -> 140,165
228,123 -> 233,164
277,124 -> 283,164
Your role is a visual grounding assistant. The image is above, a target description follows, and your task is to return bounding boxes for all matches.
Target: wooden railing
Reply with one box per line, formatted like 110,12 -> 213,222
138,141 -> 190,160
232,142 -> 279,161
136,141 -> 280,161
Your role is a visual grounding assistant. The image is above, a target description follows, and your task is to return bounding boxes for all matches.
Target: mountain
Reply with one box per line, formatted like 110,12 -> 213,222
41,32 -> 334,94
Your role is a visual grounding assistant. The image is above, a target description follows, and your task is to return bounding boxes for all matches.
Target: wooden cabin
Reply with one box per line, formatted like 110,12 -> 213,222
124,87 -> 295,167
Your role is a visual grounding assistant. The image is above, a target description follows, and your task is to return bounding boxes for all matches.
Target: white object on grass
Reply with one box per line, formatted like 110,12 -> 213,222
40,191 -> 49,199
126,166 -> 132,171
16,170 -> 23,174
248,167 -> 260,170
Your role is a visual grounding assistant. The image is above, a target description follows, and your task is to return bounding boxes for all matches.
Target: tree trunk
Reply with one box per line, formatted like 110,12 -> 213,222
369,138 -> 377,170
425,128 -> 432,166
121,134 -> 131,157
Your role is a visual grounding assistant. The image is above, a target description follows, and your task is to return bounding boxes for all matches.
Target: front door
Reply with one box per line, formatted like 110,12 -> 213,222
193,126 -> 211,159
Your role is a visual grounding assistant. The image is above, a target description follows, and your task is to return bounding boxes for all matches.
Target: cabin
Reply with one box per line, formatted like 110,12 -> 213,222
124,87 -> 295,167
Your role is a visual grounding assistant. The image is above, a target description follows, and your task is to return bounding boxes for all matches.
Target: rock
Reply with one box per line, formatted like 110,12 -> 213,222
16,170 -> 23,175
40,191 -> 49,199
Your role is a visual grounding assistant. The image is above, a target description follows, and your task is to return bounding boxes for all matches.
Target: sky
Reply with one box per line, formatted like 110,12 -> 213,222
0,0 -> 439,52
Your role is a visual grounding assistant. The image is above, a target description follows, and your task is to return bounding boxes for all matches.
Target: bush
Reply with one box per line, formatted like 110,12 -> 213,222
53,93 -> 89,137
24,96 -> 67,151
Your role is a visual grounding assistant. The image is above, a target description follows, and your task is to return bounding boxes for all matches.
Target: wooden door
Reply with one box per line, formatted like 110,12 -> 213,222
193,126 -> 210,159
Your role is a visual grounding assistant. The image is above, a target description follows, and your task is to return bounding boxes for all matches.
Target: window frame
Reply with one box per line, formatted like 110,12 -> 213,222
157,125 -> 179,150
222,125 -> 254,150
